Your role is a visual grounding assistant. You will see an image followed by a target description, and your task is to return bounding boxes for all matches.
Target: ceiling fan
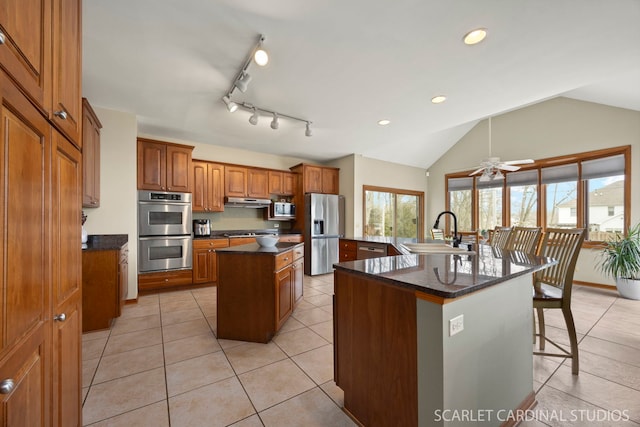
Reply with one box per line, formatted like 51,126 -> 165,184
469,117 -> 533,181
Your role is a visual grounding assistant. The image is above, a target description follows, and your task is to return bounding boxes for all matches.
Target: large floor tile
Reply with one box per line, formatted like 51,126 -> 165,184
588,324 -> 640,350
93,344 -> 164,384
82,337 -> 108,360
580,336 -> 640,368
229,414 -> 264,427
162,318 -> 212,343
303,293 -> 333,308
169,377 -> 255,427
291,307 -> 333,326
273,327 -> 329,357
292,344 -> 334,385
259,387 -> 355,426
111,314 -> 161,336
163,331 -> 221,365
224,342 -> 288,374
82,330 -> 110,342
277,316 -> 306,334
239,359 -> 315,412
82,357 -> 100,388
160,298 -> 200,312
161,307 -> 205,325
88,401 -> 169,427
320,381 -> 344,407
166,351 -> 235,397
82,367 -> 166,425
102,327 -> 162,356
579,350 -> 640,391
118,302 -> 160,320
309,320 -> 333,343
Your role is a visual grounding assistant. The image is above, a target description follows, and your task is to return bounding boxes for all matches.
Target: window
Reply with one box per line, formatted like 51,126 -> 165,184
364,186 -> 423,239
444,146 -> 630,244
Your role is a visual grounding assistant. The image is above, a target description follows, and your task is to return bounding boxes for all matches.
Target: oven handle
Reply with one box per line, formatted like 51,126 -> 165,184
139,235 -> 192,241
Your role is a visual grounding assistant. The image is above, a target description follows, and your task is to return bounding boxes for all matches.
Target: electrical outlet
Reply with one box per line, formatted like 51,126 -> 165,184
449,314 -> 464,336
274,223 -> 280,228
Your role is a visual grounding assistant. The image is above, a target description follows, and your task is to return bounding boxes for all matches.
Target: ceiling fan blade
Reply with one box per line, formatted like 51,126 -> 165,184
502,159 -> 534,165
469,167 -> 485,176
496,164 -> 521,171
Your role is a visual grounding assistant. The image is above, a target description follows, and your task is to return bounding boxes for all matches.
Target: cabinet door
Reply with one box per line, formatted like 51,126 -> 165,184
192,161 -> 207,212
225,166 -> 247,197
137,140 -> 166,190
275,266 -> 294,330
304,166 -> 323,193
322,168 -> 339,194
282,172 -> 296,196
0,0 -> 51,113
293,259 -> 304,305
268,171 -> 283,195
247,168 -> 269,198
51,0 -> 82,146
51,130 -> 82,426
208,163 -> 225,212
193,248 -> 212,284
166,145 -> 192,192
82,99 -> 100,207
0,77 -> 50,426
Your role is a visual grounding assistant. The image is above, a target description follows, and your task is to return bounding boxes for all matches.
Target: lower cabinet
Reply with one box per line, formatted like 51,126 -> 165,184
82,242 -> 129,332
138,269 -> 193,293
275,266 -> 294,331
193,238 -> 229,284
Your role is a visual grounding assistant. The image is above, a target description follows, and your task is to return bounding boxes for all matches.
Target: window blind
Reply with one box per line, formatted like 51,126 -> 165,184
581,155 -> 625,180
506,170 -> 538,187
541,163 -> 578,184
476,176 -> 504,189
448,177 -> 473,191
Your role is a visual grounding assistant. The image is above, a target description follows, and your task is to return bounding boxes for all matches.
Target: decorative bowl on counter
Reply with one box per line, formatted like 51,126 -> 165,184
256,235 -> 279,247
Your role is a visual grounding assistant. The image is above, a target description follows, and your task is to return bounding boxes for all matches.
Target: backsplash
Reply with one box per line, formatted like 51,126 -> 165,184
193,208 -> 293,231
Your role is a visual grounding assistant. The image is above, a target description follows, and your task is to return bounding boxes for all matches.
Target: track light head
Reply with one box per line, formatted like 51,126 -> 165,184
235,71 -> 252,93
305,122 -> 312,137
270,113 -> 279,130
249,107 -> 259,125
254,49 -> 269,66
222,96 -> 238,113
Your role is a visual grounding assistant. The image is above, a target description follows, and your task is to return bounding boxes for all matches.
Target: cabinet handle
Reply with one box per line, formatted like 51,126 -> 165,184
0,379 -> 15,394
0,31 -> 6,45
161,187 -> 166,190
54,313 -> 66,322
54,110 -> 68,120
165,278 -> 169,282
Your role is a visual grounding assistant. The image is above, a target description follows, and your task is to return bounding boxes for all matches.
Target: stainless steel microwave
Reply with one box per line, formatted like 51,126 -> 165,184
272,202 -> 296,218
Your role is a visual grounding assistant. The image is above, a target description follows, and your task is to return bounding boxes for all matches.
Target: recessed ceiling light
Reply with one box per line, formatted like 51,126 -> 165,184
463,28 -> 487,45
378,119 -> 391,126
431,95 -> 447,104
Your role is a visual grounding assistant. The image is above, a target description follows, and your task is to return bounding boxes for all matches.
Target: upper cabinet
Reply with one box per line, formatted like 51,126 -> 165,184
51,0 -> 82,146
137,138 -> 193,192
225,166 -> 269,199
268,171 -> 295,196
193,160 -> 224,212
82,98 -> 101,207
290,163 -> 340,195
0,0 -> 51,114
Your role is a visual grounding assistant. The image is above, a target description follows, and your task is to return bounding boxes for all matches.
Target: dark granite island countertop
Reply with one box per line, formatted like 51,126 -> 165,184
216,242 -> 302,254
333,244 -> 556,426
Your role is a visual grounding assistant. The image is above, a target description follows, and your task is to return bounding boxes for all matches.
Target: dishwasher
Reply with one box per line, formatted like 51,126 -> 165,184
356,242 -> 387,259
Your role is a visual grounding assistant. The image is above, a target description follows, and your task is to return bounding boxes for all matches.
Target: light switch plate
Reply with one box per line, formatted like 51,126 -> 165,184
449,314 -> 464,336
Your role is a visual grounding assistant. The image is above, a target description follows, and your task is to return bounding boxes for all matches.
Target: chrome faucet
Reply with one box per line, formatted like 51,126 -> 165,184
433,211 -> 461,247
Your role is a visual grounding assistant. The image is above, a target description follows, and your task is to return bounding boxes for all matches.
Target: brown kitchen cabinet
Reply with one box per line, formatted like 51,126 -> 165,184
193,238 -> 229,284
268,171 -> 295,196
290,163 -> 340,194
138,269 -> 194,294
82,98 -> 102,207
248,168 -> 269,198
339,239 -> 358,261
278,234 -> 303,243
217,243 -> 304,343
192,160 -> 225,212
82,241 -> 129,332
224,165 -> 248,197
137,138 -> 193,192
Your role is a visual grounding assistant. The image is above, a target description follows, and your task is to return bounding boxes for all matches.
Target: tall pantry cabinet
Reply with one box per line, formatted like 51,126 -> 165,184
0,0 -> 83,425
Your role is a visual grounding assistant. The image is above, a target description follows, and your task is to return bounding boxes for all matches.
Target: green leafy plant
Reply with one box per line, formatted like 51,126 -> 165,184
599,223 -> 640,280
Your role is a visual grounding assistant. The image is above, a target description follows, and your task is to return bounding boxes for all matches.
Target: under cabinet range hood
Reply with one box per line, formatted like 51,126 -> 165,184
224,197 -> 272,208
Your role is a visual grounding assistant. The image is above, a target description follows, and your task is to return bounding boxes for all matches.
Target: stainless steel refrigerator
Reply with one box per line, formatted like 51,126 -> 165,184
304,193 -> 344,275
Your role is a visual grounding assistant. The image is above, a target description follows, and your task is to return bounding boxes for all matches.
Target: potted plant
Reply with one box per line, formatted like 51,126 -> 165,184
598,223 -> 640,300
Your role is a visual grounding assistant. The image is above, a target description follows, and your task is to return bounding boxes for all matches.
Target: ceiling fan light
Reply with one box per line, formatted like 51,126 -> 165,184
494,169 -> 504,180
249,107 -> 259,125
270,113 -> 279,129
479,170 -> 492,182
235,71 -> 252,93
222,96 -> 238,113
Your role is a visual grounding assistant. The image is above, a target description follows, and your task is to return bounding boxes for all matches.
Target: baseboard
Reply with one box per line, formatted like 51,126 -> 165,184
573,280 -> 616,291
501,391 -> 537,427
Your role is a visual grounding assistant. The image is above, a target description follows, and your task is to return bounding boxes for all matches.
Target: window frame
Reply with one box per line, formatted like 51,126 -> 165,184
444,145 -> 630,248
362,185 -> 424,239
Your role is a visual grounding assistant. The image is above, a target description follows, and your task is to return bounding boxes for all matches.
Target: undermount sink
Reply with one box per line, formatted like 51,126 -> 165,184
401,242 -> 475,255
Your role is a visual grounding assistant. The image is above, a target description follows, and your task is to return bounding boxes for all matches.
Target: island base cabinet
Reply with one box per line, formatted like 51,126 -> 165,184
275,267 -> 293,331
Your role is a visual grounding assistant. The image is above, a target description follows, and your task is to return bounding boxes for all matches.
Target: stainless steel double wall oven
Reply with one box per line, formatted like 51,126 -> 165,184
138,190 -> 192,273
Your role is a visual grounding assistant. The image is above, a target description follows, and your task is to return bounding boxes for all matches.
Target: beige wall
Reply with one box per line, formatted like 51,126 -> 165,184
426,97 -> 640,286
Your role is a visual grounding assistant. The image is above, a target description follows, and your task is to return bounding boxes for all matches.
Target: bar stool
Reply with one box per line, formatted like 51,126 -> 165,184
505,226 -> 542,255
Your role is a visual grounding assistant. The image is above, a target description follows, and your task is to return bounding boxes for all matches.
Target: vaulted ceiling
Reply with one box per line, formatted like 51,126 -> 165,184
82,0 -> 640,169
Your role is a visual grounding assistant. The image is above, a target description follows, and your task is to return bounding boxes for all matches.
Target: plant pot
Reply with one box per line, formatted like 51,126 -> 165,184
616,278 -> 640,300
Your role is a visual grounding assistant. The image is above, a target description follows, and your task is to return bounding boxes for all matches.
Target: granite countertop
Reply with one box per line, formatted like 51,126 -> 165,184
334,244 -> 556,298
217,242 -> 303,254
193,229 -> 302,240
83,234 -> 128,251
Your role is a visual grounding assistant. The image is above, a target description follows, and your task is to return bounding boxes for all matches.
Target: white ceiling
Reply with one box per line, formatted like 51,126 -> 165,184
82,0 -> 640,170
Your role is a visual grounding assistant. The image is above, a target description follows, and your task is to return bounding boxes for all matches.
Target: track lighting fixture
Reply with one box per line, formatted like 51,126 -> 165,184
221,34 -> 313,136
249,107 -> 259,125
222,95 -> 238,113
234,71 -> 252,93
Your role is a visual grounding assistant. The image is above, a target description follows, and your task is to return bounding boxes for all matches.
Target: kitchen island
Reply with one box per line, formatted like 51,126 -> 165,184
217,242 -> 304,343
333,245 -> 555,427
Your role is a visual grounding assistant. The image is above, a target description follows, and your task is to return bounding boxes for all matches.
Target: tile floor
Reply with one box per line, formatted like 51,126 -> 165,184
82,276 -> 640,426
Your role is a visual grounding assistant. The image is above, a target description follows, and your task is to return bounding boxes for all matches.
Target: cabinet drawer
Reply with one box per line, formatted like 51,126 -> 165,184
292,245 -> 304,261
138,269 -> 193,292
229,237 -> 256,247
340,239 -> 357,251
340,251 -> 357,261
275,250 -> 294,272
279,234 -> 303,243
193,238 -> 230,249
